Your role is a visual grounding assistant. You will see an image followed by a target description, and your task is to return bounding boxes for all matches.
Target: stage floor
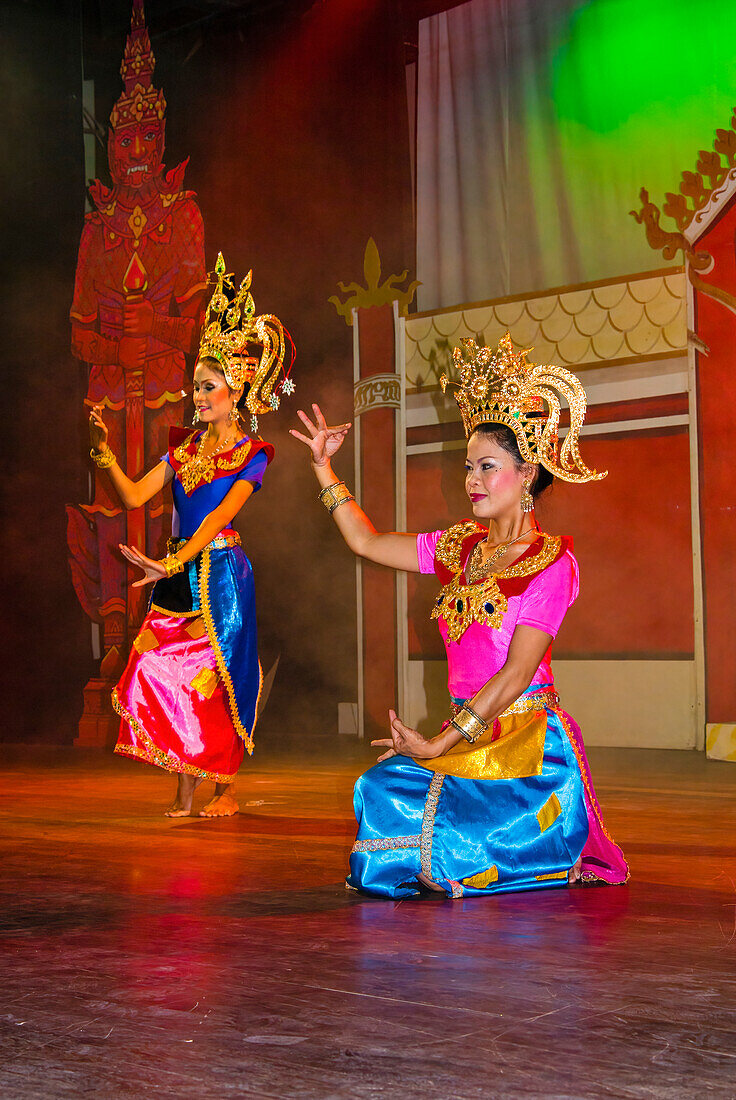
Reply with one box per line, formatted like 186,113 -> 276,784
1,742 -> 735,1099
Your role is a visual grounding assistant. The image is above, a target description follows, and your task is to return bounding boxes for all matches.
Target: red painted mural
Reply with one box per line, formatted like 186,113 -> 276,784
67,0 -> 206,715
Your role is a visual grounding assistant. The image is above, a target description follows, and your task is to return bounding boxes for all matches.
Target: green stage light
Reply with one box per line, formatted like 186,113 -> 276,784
552,0 -> 736,133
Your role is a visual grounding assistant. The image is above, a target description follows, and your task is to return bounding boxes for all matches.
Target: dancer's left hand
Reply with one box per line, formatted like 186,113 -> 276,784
371,709 -> 440,763
119,543 -> 167,588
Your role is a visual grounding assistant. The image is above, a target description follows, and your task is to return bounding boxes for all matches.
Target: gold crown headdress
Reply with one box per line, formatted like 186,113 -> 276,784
441,333 -> 605,483
198,252 -> 295,432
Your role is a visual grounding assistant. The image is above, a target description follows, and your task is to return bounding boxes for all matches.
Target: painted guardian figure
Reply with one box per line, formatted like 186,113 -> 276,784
292,334 -> 628,898
68,0 -> 206,672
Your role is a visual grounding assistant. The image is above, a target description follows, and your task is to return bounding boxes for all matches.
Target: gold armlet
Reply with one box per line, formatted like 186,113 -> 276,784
318,481 -> 355,514
91,447 -> 116,469
160,553 -> 185,578
450,704 -> 489,744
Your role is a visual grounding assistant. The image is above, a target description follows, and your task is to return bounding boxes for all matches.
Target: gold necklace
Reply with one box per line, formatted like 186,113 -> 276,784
199,429 -> 237,461
178,430 -> 239,495
467,529 -> 538,583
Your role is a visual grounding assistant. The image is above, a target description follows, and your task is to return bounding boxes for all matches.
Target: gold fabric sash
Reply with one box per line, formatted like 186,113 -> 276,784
415,689 -> 558,781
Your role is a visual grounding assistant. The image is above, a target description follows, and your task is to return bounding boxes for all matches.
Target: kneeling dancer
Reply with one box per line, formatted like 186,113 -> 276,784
291,333 -> 628,897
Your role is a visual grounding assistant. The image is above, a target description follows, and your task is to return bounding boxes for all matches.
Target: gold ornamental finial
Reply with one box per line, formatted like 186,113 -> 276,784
329,238 -> 420,326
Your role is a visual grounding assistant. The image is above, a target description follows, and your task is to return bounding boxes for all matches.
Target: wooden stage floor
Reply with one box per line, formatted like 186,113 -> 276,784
1,742 -> 735,1099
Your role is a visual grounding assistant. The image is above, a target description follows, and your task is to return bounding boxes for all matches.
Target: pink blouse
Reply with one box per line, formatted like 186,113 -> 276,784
416,530 -> 579,700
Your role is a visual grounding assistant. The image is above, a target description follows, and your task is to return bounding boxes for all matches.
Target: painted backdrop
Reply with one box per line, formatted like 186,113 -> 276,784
67,0 -> 206,700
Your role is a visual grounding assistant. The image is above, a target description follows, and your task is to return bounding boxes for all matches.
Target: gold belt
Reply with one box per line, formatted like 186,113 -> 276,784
452,688 -> 559,721
167,532 -> 241,553
499,689 -> 559,717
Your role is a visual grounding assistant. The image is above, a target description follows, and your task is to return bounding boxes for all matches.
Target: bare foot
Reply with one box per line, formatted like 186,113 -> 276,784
416,871 -> 446,894
164,774 -> 205,817
568,856 -> 583,884
199,782 -> 239,818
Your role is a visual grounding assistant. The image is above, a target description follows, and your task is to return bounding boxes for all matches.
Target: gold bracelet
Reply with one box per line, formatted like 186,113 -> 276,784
450,703 -> 489,744
319,481 -> 348,509
318,481 -> 355,514
90,447 -> 116,469
160,552 -> 185,578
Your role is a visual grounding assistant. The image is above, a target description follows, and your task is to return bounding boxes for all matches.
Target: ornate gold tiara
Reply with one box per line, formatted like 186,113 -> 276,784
198,252 -> 294,429
441,333 -> 605,484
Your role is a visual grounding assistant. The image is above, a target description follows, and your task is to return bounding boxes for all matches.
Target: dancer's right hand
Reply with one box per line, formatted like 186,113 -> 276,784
87,402 -> 109,453
119,544 -> 167,588
372,710 -> 438,763
289,403 -> 352,467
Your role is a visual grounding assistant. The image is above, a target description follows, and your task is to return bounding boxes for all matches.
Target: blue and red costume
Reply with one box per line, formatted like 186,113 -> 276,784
113,427 -> 273,781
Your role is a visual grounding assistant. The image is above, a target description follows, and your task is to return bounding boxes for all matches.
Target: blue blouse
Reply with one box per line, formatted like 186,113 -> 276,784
162,434 -> 270,538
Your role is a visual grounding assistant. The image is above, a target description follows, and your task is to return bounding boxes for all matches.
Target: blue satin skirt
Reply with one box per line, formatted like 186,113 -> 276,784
347,709 -> 589,899
198,544 -> 261,753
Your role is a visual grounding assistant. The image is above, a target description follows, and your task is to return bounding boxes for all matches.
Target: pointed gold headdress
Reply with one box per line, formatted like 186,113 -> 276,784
441,333 -> 605,483
110,0 -> 166,130
198,252 -> 295,431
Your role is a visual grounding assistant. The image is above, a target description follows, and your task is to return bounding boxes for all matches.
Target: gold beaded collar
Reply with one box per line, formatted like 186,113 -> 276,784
172,430 -> 253,496
431,522 -> 563,642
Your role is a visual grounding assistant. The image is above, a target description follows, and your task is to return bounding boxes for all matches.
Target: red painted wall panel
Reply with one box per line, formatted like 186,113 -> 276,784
358,304 -> 399,734
406,429 -> 693,659
691,204 -> 736,721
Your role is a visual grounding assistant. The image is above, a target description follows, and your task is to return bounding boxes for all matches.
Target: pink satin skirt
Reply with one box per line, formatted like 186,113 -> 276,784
113,611 -> 245,782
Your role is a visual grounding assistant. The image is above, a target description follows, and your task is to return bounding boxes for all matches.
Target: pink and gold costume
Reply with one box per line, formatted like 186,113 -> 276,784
348,334 -> 624,898
348,523 -> 628,898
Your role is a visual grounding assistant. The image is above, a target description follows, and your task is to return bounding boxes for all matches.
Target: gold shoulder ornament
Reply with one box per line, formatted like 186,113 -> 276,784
434,521 -> 485,573
172,431 -> 200,466
216,441 -> 253,471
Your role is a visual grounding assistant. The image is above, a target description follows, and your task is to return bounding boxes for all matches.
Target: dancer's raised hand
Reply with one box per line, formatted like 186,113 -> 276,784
289,403 -> 352,467
119,543 -> 167,588
87,402 -> 109,453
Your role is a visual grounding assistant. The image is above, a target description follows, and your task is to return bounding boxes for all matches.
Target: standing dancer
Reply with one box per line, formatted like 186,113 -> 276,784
291,334 -> 628,898
89,253 -> 294,817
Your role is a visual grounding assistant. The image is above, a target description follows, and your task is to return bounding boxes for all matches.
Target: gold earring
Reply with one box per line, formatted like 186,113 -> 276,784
228,404 -> 240,424
192,408 -> 200,425
521,478 -> 534,513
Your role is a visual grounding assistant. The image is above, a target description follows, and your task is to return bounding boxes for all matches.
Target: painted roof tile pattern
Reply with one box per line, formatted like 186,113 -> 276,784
405,271 -> 686,392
